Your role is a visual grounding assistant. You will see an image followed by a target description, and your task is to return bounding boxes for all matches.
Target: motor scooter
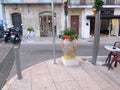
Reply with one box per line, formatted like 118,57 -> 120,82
3,29 -> 11,42
10,27 -> 21,44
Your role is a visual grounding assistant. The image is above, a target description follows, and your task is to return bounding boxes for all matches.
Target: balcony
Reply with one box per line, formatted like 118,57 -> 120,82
103,0 -> 120,5
2,0 -> 63,4
68,0 -> 120,6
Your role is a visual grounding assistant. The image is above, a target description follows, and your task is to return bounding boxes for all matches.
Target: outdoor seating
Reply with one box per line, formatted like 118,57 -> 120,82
108,52 -> 120,70
106,41 -> 120,70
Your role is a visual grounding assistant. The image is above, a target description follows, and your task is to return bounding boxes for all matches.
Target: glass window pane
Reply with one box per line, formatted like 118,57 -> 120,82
71,0 -> 80,5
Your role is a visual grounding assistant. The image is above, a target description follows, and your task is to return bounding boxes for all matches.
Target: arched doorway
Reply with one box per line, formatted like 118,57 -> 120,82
39,11 -> 56,37
11,13 -> 23,36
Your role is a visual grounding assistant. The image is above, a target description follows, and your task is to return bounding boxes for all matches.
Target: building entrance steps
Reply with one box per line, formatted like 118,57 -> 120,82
3,56 -> 120,90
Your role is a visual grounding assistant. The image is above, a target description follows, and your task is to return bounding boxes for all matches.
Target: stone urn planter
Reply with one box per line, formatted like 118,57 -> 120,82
27,26 -> 35,39
61,28 -> 79,66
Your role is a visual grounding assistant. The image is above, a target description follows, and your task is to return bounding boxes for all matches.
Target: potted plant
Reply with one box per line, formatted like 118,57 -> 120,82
61,28 -> 79,66
27,26 -> 35,39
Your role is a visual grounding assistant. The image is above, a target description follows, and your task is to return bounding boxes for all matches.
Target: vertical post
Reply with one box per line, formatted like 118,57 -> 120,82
51,0 -> 56,64
92,11 -> 101,65
64,0 -> 68,29
65,15 -> 67,29
14,45 -> 22,79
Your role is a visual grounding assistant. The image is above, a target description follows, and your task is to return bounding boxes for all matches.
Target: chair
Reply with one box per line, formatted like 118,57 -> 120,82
108,52 -> 120,69
107,41 -> 120,70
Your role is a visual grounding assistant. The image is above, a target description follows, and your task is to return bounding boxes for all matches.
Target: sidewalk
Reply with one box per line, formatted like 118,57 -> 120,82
2,56 -> 120,90
21,36 -> 120,45
2,36 -> 120,90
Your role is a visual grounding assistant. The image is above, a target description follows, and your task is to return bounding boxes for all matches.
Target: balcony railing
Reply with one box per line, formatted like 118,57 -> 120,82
2,0 -> 63,4
68,0 -> 120,6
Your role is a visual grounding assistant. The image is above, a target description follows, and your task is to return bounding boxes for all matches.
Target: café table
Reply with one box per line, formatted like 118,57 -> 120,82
104,45 -> 120,52
103,45 -> 120,69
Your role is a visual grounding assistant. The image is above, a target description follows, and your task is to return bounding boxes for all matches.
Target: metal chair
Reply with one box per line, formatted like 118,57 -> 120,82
107,41 -> 120,70
108,52 -> 120,69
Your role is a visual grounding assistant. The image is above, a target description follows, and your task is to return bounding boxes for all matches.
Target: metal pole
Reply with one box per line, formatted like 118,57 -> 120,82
65,15 -> 67,29
14,45 -> 22,79
51,0 -> 56,64
92,11 -> 101,65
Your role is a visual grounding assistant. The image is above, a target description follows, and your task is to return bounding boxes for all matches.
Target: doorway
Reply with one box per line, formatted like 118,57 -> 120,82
12,13 -> 23,36
71,15 -> 79,36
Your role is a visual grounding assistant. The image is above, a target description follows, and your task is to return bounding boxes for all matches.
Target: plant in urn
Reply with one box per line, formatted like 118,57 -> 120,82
61,28 -> 79,66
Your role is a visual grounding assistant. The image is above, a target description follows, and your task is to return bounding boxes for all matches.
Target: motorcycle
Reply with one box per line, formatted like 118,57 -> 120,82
3,28 -> 11,43
10,27 -> 21,44
4,27 -> 21,44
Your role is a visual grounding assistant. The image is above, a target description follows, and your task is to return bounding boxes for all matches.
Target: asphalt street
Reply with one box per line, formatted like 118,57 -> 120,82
8,43 -> 109,80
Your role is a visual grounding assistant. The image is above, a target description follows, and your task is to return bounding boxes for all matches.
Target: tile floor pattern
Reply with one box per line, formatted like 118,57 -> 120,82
3,56 -> 120,90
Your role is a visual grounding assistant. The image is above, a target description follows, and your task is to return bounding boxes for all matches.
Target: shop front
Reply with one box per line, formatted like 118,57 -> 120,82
87,8 -> 120,37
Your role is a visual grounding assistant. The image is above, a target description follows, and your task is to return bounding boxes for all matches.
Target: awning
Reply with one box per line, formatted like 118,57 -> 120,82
87,15 -> 120,19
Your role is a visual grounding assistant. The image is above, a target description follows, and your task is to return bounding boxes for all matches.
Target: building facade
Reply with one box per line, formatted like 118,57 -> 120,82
2,0 -> 64,37
0,0 -> 4,23
68,0 -> 120,38
1,0 -> 120,38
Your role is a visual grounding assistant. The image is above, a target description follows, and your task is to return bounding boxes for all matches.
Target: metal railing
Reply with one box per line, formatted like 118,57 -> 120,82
2,0 -> 63,4
68,0 -> 120,6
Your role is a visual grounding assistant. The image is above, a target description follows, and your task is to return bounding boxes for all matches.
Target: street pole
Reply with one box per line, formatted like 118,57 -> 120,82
92,11 -> 101,65
92,0 -> 103,65
64,0 -> 68,29
14,45 -> 22,79
51,0 -> 56,64
65,15 -> 67,29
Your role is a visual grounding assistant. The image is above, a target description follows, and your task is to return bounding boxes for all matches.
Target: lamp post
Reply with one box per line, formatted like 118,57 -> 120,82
51,0 -> 56,64
64,0 -> 68,29
92,0 -> 104,65
92,11 -> 101,65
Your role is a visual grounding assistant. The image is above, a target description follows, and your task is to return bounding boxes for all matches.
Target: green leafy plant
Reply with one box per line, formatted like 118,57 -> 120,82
27,26 -> 34,32
62,28 -> 78,41
93,0 -> 104,12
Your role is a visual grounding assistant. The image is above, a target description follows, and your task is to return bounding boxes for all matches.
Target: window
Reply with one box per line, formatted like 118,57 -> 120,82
106,0 -> 115,5
101,8 -> 114,15
70,0 -> 80,6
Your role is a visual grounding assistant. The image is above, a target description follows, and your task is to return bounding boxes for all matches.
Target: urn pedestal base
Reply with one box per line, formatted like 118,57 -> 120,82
62,56 -> 79,66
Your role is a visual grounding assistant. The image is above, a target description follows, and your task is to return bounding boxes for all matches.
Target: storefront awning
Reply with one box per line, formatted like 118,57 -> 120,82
87,15 -> 120,19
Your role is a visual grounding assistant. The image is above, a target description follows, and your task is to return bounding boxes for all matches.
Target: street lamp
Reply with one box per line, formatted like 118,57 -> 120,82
92,0 -> 104,65
64,0 -> 68,29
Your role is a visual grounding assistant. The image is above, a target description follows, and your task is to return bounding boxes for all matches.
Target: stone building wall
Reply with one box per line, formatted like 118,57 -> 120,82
4,4 -> 63,37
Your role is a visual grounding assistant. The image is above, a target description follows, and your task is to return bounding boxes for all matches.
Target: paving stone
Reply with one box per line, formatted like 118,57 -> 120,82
2,57 -> 120,90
